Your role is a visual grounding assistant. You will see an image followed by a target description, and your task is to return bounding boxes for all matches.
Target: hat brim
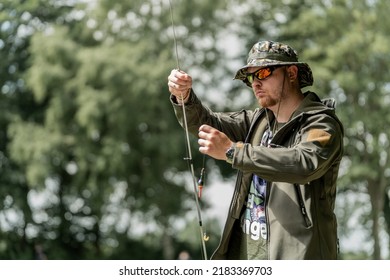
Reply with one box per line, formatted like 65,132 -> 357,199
234,59 -> 313,88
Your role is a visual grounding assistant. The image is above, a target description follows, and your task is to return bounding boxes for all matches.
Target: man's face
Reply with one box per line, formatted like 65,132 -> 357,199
247,66 -> 287,109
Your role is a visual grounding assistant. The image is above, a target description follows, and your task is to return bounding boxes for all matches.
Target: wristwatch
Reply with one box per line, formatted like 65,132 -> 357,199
225,144 -> 235,164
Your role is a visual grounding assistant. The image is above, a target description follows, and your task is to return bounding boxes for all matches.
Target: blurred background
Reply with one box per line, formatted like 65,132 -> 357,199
0,0 -> 389,260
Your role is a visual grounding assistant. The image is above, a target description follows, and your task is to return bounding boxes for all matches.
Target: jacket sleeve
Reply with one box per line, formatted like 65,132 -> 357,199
170,89 -> 254,142
232,113 -> 344,184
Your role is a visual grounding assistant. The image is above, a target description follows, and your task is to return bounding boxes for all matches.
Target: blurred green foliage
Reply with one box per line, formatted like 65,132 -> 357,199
0,0 -> 389,259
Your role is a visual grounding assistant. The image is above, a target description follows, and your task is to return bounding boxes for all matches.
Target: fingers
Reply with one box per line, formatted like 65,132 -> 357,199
198,124 -> 214,133
198,125 -> 214,155
198,125 -> 215,142
197,125 -> 233,160
167,69 -> 192,98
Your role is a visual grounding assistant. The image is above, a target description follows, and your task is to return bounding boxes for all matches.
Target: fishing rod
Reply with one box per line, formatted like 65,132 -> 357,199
168,0 -> 208,260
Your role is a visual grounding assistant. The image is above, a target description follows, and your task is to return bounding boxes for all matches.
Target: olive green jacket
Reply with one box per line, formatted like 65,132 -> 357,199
171,90 -> 344,260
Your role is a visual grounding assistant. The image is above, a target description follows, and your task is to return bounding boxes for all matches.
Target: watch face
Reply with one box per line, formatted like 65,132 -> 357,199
226,147 -> 234,164
226,147 -> 234,159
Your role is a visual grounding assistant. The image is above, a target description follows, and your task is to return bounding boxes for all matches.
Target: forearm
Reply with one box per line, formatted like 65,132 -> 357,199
232,136 -> 343,184
170,90 -> 252,142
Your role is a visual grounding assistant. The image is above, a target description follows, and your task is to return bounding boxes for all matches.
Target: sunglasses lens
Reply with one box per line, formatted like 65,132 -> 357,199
255,68 -> 272,80
247,67 -> 274,84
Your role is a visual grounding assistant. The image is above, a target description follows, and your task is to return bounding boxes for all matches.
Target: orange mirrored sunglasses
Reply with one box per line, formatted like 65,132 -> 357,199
246,66 -> 279,84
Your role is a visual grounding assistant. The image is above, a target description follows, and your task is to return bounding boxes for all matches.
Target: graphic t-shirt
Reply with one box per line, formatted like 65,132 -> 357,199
242,175 -> 267,240
239,174 -> 268,259
228,127 -> 274,260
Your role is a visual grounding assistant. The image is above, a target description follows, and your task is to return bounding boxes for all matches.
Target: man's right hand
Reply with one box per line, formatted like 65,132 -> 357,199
167,69 -> 192,103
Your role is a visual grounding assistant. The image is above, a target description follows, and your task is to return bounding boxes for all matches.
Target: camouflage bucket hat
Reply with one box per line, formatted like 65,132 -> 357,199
234,40 -> 313,88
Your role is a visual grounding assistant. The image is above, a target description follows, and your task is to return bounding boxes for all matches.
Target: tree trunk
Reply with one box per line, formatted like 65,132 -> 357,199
383,191 -> 390,259
162,230 -> 175,260
368,175 -> 386,259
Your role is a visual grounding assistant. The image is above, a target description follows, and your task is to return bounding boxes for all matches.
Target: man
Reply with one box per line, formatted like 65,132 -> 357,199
167,40 -> 344,259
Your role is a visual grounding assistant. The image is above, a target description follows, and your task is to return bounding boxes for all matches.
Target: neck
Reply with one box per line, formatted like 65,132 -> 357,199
270,91 -> 304,123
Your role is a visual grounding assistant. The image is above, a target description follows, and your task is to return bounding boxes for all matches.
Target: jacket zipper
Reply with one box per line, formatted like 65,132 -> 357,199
294,183 -> 313,228
266,181 -> 271,259
271,118 -> 313,229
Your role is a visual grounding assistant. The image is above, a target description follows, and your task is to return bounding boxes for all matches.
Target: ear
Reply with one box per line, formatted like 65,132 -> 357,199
287,65 -> 298,81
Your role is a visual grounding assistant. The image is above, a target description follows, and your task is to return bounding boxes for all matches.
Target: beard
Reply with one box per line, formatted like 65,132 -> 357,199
256,94 -> 280,108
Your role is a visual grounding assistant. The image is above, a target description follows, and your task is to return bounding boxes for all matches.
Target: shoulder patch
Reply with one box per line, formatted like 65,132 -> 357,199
307,129 -> 331,147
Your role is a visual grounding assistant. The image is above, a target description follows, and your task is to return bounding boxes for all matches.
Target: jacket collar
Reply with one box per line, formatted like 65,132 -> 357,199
248,91 -> 342,145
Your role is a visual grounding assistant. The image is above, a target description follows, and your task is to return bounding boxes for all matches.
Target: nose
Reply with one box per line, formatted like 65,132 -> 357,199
252,78 -> 262,89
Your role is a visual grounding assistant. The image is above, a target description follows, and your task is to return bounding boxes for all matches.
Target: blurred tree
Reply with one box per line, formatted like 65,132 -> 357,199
0,0 -> 73,259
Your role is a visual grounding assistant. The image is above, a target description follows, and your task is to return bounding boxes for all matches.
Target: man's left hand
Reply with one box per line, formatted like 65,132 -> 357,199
198,124 -> 233,161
